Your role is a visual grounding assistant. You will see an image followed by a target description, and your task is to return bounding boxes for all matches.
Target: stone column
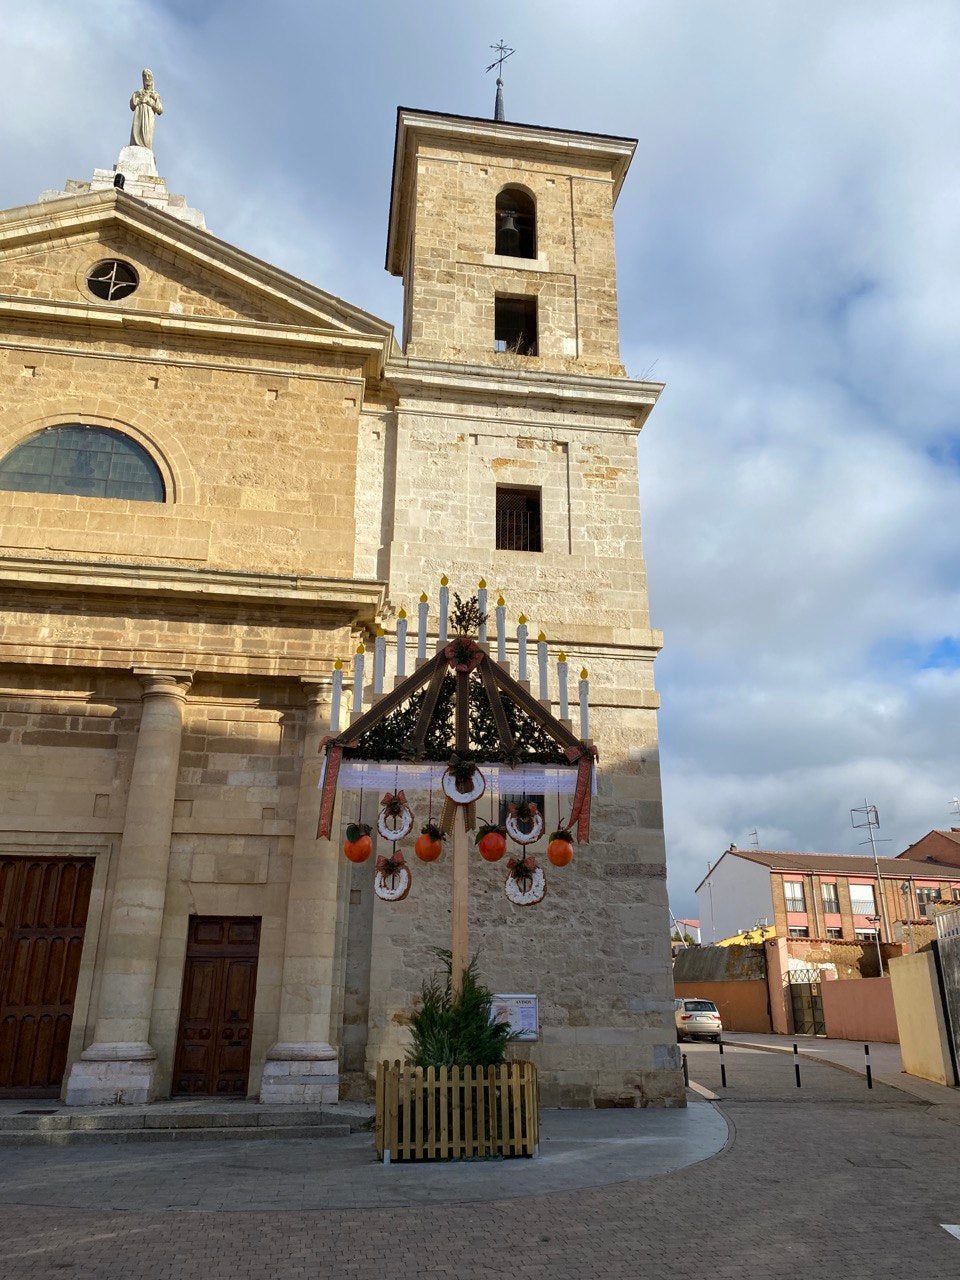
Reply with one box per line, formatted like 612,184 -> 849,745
260,678 -> 344,1105
65,669 -> 191,1105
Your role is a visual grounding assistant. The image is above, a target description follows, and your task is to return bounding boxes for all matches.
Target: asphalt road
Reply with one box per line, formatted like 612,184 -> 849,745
1,1043 -> 958,1279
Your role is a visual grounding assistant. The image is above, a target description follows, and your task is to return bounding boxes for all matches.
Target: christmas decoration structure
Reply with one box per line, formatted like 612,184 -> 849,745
375,849 -> 411,902
318,587 -> 596,992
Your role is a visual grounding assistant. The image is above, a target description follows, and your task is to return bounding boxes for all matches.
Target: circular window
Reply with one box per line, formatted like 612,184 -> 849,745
86,259 -> 139,302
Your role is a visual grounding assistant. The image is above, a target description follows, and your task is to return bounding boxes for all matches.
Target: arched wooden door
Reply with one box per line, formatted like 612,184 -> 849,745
0,856 -> 94,1096
172,916 -> 261,1096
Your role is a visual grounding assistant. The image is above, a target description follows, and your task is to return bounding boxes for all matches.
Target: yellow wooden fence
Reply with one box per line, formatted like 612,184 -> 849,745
375,1060 -> 539,1162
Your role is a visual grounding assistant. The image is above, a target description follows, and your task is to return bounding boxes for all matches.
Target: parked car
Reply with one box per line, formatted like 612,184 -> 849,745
675,997 -> 723,1042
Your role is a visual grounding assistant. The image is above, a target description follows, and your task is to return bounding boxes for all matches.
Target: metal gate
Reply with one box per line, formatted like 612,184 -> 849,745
788,969 -> 826,1037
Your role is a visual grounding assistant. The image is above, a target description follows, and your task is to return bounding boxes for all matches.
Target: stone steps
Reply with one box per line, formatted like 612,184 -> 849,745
0,1108 -> 357,1146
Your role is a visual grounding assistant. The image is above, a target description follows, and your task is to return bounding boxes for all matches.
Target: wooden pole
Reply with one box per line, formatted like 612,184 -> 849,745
451,803 -> 469,995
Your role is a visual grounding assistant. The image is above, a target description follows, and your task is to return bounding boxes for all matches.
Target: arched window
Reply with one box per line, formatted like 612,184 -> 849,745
0,425 -> 165,502
495,186 -> 536,259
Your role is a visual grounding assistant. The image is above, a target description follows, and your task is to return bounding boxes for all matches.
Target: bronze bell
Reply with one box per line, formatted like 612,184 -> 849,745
497,211 -> 521,255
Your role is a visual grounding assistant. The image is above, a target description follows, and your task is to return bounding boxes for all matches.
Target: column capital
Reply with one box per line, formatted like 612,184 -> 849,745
132,668 -> 193,700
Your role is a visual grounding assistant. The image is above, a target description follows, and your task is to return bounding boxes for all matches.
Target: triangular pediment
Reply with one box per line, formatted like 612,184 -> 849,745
0,189 -> 394,367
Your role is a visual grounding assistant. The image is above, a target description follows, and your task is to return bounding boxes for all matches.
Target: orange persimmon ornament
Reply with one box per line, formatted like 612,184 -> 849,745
414,822 -> 445,862
476,823 -> 507,862
547,829 -> 575,867
343,822 -> 373,863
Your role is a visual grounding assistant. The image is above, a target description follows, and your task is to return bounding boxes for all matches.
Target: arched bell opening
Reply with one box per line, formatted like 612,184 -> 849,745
495,186 -> 537,259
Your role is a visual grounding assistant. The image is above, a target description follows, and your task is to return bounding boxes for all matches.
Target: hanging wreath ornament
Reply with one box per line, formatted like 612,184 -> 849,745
505,855 -> 546,907
374,849 -> 412,902
441,755 -> 486,806
505,799 -> 544,846
377,790 -> 414,843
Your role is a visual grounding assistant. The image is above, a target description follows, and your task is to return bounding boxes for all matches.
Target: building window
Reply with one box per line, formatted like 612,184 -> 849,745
855,928 -> 879,941
783,881 -> 806,912
495,295 -> 538,355
916,887 -> 942,917
495,186 -> 537,259
788,927 -> 809,938
826,927 -> 843,940
496,486 -> 542,552
0,425 -> 164,502
849,884 -> 877,915
953,888 -> 960,903
821,883 -> 840,914
86,259 -> 139,301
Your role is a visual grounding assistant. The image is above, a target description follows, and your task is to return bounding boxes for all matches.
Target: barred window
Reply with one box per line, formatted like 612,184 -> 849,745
0,425 -> 164,501
496,486 -> 542,552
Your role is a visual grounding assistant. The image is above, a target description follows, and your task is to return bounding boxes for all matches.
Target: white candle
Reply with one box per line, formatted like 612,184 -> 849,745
330,659 -> 343,733
517,615 -> 528,682
579,667 -> 589,740
537,632 -> 548,700
557,652 -> 569,721
373,626 -> 386,695
417,592 -> 428,661
353,644 -> 365,715
396,609 -> 407,678
478,579 -> 487,644
438,575 -> 449,645
496,594 -> 506,662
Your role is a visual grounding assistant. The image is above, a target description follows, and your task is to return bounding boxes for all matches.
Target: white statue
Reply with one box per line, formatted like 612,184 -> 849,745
129,69 -> 162,150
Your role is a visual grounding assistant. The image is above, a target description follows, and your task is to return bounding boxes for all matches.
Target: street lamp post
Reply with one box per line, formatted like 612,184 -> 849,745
865,915 -> 884,975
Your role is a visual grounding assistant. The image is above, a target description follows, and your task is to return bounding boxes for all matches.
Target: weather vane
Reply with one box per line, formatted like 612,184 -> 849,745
486,41 -> 515,122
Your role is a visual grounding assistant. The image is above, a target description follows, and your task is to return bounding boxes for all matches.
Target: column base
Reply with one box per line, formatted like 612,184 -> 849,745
64,1042 -> 158,1106
259,1042 -> 339,1105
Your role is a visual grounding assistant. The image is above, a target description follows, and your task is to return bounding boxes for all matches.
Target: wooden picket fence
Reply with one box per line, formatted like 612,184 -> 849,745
375,1060 -> 539,1162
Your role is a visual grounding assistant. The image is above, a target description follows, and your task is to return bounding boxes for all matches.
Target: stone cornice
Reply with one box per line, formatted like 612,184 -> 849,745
383,356 -> 663,428
386,108 -> 637,276
0,555 -> 385,623
0,189 -> 397,374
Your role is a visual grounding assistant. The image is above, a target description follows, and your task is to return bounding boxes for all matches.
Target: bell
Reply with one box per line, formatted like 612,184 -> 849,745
496,211 -> 521,255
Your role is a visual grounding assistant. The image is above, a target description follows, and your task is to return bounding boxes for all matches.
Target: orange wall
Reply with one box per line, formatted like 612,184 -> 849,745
820,976 -> 899,1044
674,981 -> 772,1034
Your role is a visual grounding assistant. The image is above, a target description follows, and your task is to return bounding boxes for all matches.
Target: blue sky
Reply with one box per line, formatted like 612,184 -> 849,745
3,1 -> 959,919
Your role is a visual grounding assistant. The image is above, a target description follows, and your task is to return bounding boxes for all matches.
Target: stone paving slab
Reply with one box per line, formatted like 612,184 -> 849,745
0,1100 -> 727,1208
2,1048 -> 960,1278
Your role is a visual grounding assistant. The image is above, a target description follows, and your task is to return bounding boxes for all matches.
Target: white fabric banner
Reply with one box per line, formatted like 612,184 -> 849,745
318,758 -> 595,796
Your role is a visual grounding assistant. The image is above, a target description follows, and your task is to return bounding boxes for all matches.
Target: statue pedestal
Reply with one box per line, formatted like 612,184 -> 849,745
116,145 -> 159,180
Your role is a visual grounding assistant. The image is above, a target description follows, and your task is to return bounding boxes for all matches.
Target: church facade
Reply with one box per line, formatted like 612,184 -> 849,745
0,89 -> 680,1108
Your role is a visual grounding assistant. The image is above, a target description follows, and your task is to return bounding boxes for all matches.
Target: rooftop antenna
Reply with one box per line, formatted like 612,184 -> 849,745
950,797 -> 960,822
851,801 -> 892,947
747,828 -> 759,849
486,40 -> 515,121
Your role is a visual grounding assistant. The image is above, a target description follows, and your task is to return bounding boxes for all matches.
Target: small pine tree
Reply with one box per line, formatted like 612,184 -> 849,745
408,950 -> 517,1069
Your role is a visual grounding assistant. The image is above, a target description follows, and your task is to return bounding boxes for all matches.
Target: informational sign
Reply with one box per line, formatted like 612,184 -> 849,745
491,993 -> 539,1041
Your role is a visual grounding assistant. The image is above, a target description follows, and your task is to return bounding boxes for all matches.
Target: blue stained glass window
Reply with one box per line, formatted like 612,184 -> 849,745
0,425 -> 164,502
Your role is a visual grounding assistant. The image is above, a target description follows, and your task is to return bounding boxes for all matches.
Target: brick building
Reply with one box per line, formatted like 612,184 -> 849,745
696,846 -> 960,946
0,87 -> 678,1107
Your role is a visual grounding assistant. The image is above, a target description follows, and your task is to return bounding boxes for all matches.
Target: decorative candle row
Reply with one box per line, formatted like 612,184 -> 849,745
328,623 -> 590,739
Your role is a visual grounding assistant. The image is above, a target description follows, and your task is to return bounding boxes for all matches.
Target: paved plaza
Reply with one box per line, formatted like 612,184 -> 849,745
1,1045 -> 959,1278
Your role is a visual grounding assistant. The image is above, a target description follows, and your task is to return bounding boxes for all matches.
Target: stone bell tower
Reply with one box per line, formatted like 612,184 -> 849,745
386,108 -> 633,377
360,105 -> 682,1107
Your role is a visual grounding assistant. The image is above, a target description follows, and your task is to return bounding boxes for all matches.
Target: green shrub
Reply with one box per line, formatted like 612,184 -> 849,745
408,950 -> 517,1069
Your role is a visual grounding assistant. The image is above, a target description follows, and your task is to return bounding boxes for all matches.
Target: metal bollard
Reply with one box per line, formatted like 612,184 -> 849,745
718,1038 -> 727,1088
682,1052 -> 689,1088
864,1043 -> 873,1089
793,1041 -> 802,1088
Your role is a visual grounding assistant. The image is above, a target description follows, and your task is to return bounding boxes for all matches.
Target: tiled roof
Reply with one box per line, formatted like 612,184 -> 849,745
695,847 -> 960,891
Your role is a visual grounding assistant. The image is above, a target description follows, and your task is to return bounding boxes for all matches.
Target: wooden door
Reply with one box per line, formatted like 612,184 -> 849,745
0,856 -> 95,1096
172,916 -> 261,1096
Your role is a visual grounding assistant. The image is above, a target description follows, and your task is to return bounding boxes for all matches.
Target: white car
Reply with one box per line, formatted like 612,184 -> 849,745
675,997 -> 723,1042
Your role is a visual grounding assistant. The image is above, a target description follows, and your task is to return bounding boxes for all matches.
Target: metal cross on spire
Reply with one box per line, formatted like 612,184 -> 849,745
486,41 -> 515,121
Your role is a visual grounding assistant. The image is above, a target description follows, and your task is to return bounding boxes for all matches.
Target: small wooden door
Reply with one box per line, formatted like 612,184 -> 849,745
0,856 -> 95,1096
172,916 -> 261,1096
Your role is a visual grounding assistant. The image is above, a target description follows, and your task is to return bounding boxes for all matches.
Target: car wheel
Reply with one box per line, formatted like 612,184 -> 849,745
711,1035 -> 720,1043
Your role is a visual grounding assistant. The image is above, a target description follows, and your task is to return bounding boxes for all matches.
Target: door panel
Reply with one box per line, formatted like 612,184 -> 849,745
173,916 -> 261,1097
0,857 -> 94,1095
